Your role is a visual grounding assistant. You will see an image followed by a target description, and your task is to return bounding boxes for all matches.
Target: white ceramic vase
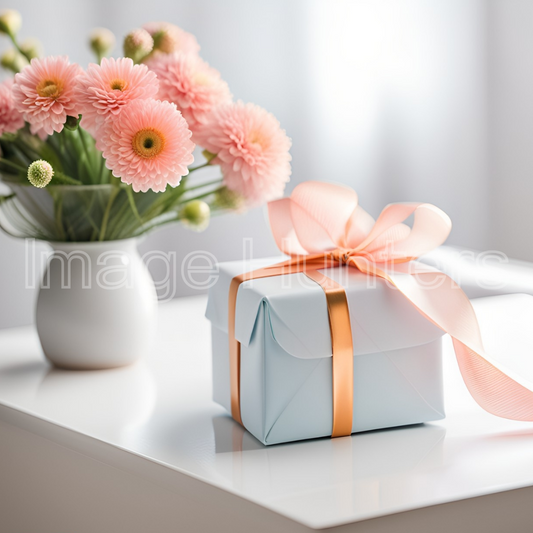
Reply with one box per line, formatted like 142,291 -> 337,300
36,239 -> 158,370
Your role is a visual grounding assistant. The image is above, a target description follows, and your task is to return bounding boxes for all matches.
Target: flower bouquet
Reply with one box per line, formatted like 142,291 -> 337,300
0,9 -> 292,369
0,10 -> 292,241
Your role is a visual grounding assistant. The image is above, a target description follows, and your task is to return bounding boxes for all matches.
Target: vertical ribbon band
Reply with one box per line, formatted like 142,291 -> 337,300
228,262 -> 354,438
304,270 -> 354,437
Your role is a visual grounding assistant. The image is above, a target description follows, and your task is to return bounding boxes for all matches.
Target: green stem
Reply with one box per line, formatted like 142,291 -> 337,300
183,186 -> 224,203
52,192 -> 66,241
0,157 -> 26,173
78,128 -> 91,158
98,155 -> 107,184
8,32 -> 32,63
99,187 -> 119,241
14,137 -> 42,162
125,187 -> 142,223
183,178 -> 223,193
52,172 -> 83,185
187,161 -> 211,172
57,129 -> 65,154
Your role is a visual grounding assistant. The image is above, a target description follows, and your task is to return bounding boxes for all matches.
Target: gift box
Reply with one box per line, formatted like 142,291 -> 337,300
206,181 -> 533,444
206,257 -> 445,446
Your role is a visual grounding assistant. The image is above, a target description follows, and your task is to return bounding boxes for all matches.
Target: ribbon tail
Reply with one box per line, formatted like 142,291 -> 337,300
353,258 -> 533,421
451,338 -> 533,421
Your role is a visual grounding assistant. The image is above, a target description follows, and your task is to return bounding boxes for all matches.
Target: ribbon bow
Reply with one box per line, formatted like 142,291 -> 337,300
228,182 -> 533,438
268,180 -> 451,271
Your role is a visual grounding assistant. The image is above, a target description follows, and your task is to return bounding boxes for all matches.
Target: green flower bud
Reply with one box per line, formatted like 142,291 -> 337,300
64,115 -> 81,131
27,160 -> 54,188
151,29 -> 174,54
0,9 -> 22,36
123,28 -> 153,63
0,48 -> 28,73
19,38 -> 43,60
89,27 -> 115,59
213,187 -> 246,211
179,200 -> 210,231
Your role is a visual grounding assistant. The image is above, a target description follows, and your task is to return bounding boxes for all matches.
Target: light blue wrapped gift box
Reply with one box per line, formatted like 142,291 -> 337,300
206,257 -> 445,445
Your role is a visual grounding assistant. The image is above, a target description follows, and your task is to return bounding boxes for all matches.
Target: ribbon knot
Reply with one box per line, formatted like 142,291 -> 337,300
332,248 -> 352,264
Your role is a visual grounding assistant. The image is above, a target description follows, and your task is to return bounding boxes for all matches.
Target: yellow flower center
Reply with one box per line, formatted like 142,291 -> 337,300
110,79 -> 127,91
192,72 -> 212,86
249,131 -> 266,148
36,79 -> 62,99
132,128 -> 166,159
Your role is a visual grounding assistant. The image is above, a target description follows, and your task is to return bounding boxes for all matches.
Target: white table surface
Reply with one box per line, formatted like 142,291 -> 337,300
2,294 -> 533,531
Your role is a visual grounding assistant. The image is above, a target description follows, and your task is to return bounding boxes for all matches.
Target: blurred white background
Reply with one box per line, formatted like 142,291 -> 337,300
0,0 -> 532,328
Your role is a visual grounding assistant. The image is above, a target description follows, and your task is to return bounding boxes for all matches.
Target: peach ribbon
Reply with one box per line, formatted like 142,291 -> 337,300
229,182 -> 533,437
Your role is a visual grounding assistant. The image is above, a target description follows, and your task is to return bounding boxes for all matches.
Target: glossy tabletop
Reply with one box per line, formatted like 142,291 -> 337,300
2,294 -> 533,529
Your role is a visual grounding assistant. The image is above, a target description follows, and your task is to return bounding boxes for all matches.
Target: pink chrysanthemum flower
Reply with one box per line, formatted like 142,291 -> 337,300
146,52 -> 232,138
75,57 -> 159,135
143,22 -> 200,56
12,56 -> 81,139
196,102 -> 292,206
95,98 -> 195,193
0,79 -> 24,135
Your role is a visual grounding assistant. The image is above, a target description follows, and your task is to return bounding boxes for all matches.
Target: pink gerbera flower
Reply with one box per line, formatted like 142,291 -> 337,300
146,52 -> 232,138
95,98 -> 195,193
195,101 -> 292,206
0,79 -> 24,135
12,56 -> 81,139
75,57 -> 159,135
143,22 -> 200,56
